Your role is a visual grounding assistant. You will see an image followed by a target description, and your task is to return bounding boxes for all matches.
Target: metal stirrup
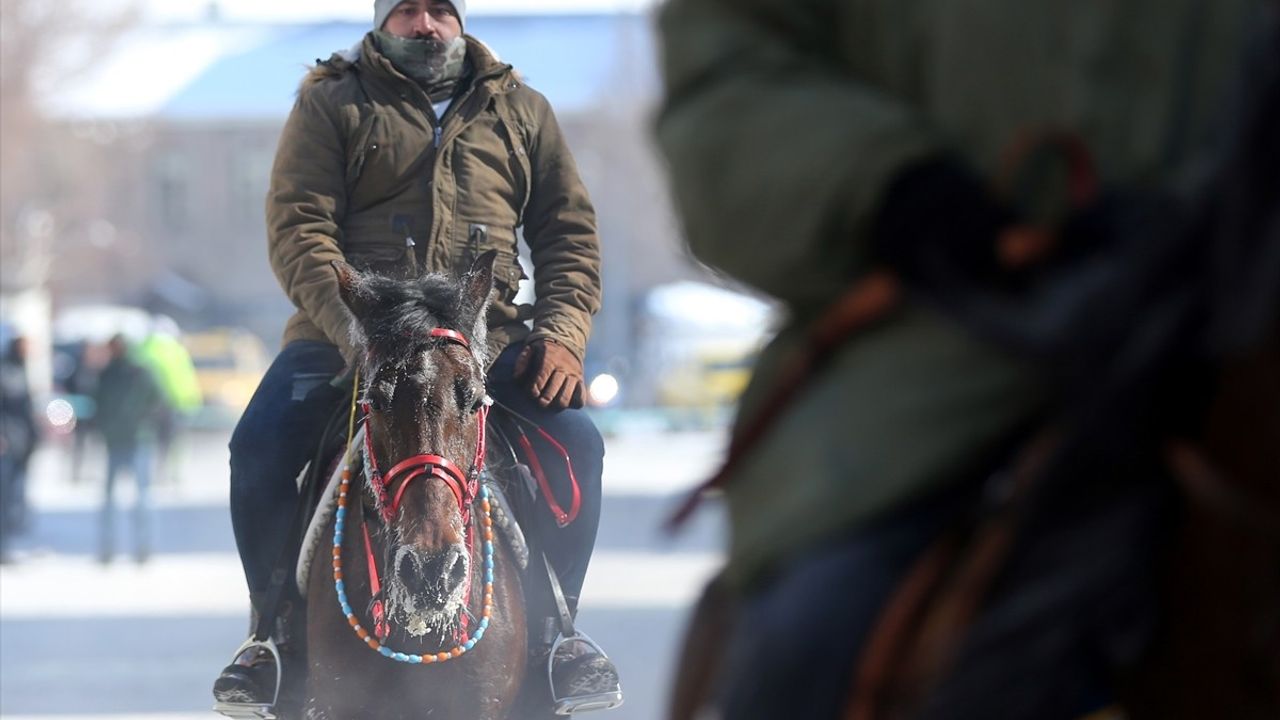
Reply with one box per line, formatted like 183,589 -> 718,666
540,554 -> 623,715
212,637 -> 282,720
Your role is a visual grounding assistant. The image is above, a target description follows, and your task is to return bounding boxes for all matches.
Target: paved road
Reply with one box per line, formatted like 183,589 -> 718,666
0,427 -> 727,720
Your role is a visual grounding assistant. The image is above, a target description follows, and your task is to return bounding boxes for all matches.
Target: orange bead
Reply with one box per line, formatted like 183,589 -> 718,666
482,608 -> 491,619
451,647 -> 463,658
347,616 -> 359,627
366,638 -> 380,649
436,652 -> 450,663
481,501 -> 491,513
356,627 -> 370,640
483,531 -> 494,542
334,569 -> 343,580
423,654 -> 437,663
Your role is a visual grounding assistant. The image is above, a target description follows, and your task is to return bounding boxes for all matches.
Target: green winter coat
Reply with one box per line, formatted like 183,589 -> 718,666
269,34 -> 601,365
656,0 -> 1257,589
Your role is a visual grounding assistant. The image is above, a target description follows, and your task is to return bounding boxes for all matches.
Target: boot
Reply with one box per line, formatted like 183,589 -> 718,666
213,595 -> 297,719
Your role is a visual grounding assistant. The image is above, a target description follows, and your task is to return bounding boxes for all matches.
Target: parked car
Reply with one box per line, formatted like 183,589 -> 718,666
182,328 -> 269,414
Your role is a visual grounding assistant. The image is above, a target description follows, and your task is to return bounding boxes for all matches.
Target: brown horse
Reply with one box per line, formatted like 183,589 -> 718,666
303,252 -> 527,719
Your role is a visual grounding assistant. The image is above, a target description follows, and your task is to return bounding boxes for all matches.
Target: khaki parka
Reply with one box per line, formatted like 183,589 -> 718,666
656,0 -> 1258,588
268,34 -> 601,366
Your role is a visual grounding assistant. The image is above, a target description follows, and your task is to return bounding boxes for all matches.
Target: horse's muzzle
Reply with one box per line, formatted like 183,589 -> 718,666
397,544 -> 469,604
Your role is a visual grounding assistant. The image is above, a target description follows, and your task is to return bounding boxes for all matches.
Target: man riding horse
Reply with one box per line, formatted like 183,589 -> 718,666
656,0 -> 1276,718
213,0 -> 621,714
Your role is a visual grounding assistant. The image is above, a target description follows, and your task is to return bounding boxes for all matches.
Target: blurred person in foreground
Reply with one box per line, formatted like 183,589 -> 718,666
0,336 -> 40,562
134,319 -> 203,485
213,0 -> 616,714
93,334 -> 164,564
657,1 -> 1279,719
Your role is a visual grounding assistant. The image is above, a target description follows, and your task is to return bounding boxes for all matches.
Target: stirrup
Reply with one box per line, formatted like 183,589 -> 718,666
547,632 -> 624,715
212,637 -> 282,720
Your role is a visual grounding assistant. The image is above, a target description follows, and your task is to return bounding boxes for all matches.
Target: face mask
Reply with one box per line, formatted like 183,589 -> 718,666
373,31 -> 467,89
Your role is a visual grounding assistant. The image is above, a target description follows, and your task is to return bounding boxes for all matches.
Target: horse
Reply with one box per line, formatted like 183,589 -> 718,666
300,251 -> 528,719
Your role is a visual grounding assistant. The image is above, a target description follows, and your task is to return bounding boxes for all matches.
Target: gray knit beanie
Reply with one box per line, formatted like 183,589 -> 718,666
374,1 -> 466,31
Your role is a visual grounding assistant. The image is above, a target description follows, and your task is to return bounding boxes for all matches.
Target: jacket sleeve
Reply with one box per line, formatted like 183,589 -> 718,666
266,81 -> 356,361
655,0 -> 944,309
519,92 -> 602,363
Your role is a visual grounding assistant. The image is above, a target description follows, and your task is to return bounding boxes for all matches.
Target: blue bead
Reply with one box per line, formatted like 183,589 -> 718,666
336,580 -> 345,593
393,653 -> 409,662
341,603 -> 353,616
410,655 -> 423,664
379,646 -> 393,657
484,570 -> 493,583
473,628 -> 485,640
464,640 -> 476,651
479,617 -> 490,629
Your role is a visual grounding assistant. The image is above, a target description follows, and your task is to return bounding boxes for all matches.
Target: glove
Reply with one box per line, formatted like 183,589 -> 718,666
871,155 -> 1018,284
512,339 -> 586,410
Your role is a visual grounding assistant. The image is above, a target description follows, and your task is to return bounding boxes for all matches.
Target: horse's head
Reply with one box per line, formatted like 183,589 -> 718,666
332,251 -> 496,640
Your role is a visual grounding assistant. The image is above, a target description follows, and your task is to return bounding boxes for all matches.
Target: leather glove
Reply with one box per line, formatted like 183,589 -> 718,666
512,339 -> 586,410
871,155 -> 1018,285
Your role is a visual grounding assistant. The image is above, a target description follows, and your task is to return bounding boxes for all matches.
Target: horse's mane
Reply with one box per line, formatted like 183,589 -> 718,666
345,270 -> 489,371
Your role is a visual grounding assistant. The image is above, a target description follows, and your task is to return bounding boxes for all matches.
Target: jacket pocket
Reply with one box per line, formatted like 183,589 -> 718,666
455,222 -> 525,300
345,241 -> 412,278
344,113 -> 381,194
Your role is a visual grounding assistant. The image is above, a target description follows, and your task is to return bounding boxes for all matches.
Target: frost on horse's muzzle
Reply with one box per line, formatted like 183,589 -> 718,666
386,543 -> 470,638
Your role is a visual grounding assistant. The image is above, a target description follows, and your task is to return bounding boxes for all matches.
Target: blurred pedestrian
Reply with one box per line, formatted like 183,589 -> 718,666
92,334 -> 163,564
0,336 -> 39,562
135,318 -> 203,486
62,341 -> 100,485
656,1 -> 1271,719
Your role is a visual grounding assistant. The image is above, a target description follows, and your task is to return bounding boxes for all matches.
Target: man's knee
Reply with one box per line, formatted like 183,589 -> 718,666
553,409 -> 605,476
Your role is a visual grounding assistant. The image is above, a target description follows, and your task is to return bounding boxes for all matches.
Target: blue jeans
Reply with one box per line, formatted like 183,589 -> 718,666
101,442 -> 154,561
229,341 -> 346,599
229,340 -> 604,605
487,343 -> 605,602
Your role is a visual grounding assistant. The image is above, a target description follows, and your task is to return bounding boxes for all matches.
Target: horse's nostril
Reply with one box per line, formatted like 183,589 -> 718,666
397,554 -> 424,592
449,554 -> 467,585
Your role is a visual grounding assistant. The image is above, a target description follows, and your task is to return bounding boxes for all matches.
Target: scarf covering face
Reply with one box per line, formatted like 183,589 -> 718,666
373,31 -> 468,102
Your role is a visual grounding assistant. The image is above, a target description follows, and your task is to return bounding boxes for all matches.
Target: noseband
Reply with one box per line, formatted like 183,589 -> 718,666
361,327 -> 490,524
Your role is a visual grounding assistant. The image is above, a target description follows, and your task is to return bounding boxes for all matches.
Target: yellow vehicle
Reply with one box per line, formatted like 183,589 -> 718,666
182,328 -> 270,412
655,344 -> 756,411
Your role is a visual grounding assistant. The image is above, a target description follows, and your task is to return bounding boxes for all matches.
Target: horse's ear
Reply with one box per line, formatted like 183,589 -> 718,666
332,260 -> 371,318
463,250 -> 497,313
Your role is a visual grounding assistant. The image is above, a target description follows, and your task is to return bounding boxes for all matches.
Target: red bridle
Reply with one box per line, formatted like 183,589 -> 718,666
361,327 -> 489,524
